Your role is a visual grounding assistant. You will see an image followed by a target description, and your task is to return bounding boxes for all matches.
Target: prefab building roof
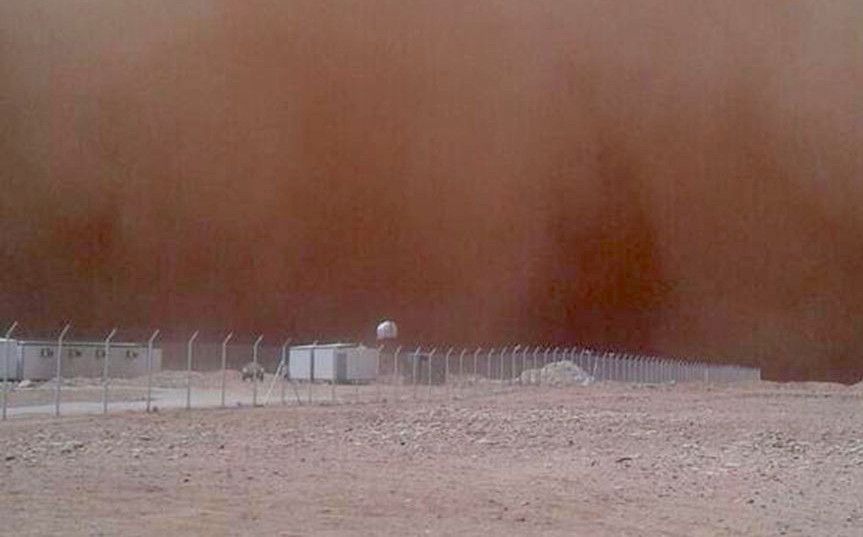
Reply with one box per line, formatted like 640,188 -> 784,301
9,340 -> 147,348
290,342 -> 360,350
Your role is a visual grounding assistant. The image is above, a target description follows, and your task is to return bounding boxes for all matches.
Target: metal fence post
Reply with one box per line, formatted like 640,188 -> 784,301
308,341 -> 317,404
541,348 -> 550,386
518,347 -> 526,385
457,348 -> 466,393
628,355 -> 634,383
597,352 -> 604,380
412,347 -> 422,399
624,354 -> 629,382
101,328 -> 118,415
2,321 -> 18,421
484,348 -> 494,392
145,329 -> 160,413
535,348 -> 541,385
501,347 -> 509,386
444,347 -> 453,396
53,324 -> 71,418
622,354 -> 628,382
220,332 -> 233,408
392,345 -> 402,402
605,353 -> 611,381
253,334 -> 263,406
531,347 -> 539,385
509,345 -> 520,386
375,343 -> 385,403
330,341 -> 337,403
185,331 -> 199,411
496,347 -> 507,390
620,354 -> 626,382
283,338 -> 302,405
427,348 -> 437,400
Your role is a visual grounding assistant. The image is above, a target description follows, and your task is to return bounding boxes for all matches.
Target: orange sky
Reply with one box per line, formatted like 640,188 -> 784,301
1,2 -> 861,380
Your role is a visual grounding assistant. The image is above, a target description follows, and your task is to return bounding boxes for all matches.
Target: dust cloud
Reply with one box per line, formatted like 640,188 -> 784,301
1,2 -> 861,381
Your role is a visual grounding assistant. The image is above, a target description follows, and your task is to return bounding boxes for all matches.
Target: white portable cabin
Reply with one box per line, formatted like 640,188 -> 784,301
0,339 -> 161,381
0,338 -> 16,380
288,343 -> 379,383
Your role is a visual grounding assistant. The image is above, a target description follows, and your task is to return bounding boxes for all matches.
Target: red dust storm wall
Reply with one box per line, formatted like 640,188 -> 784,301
1,2 -> 861,381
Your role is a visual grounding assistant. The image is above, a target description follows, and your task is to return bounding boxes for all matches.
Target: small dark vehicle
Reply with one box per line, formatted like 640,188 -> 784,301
241,362 -> 265,382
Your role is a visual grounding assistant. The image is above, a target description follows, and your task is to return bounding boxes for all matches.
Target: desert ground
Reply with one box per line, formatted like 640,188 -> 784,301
1,379 -> 861,536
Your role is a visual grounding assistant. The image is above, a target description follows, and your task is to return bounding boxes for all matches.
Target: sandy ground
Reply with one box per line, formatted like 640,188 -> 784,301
1,381 -> 861,536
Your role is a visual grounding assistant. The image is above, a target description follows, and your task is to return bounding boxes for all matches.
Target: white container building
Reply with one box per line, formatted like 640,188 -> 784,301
0,339 -> 161,381
288,343 -> 379,383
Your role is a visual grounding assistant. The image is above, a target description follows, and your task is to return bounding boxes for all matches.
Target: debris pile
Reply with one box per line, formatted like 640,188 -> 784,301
519,361 -> 594,386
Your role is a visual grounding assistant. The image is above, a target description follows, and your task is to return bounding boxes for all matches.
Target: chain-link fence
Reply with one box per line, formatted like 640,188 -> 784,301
1,322 -> 761,420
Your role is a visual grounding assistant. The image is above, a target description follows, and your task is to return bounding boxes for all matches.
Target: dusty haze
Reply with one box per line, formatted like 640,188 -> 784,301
1,2 -> 861,381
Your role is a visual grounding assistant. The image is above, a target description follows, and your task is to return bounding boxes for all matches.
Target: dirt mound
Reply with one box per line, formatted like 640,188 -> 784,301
520,360 -> 594,386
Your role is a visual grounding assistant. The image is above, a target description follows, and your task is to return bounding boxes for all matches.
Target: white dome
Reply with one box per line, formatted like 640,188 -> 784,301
376,320 -> 398,341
